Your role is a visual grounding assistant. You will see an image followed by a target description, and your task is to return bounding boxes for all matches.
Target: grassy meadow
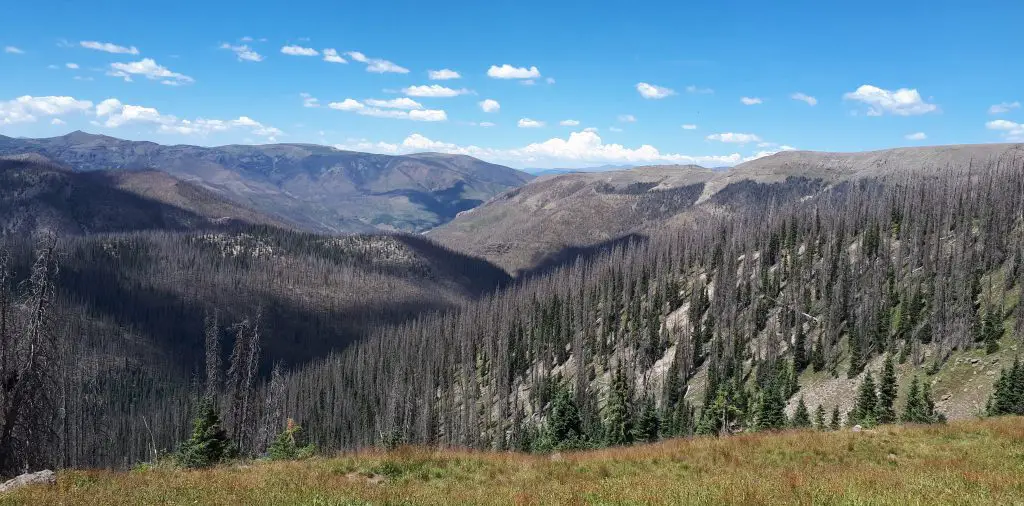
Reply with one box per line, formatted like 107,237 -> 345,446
3,417 -> 1024,505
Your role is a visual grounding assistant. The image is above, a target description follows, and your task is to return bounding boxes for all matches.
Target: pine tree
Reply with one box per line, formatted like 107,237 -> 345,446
793,326 -> 808,372
178,399 -> 232,468
875,355 -> 897,424
605,366 -> 634,446
851,373 -> 877,426
268,418 -> 315,460
633,396 -> 660,443
755,383 -> 787,431
814,404 -> 826,430
791,396 -> 811,428
987,357 -> 1024,416
548,385 -> 585,449
830,405 -> 842,431
902,376 -> 923,423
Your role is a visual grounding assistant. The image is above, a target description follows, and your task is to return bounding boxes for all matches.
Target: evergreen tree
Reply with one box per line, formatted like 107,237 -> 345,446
903,376 -> 945,424
755,383 -> 787,431
829,405 -> 842,431
696,386 -> 741,436
793,326 -> 808,372
633,396 -> 660,443
605,366 -> 634,446
814,404 -> 826,430
851,373 -> 877,426
987,357 -> 1024,416
268,418 -> 315,460
178,399 -> 232,468
548,385 -> 586,449
791,396 -> 812,428
875,355 -> 897,424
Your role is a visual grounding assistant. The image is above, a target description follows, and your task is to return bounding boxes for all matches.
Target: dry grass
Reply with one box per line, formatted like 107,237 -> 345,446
5,417 -> 1024,505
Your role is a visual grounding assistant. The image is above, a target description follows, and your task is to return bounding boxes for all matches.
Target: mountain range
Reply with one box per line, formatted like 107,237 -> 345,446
0,131 -> 532,234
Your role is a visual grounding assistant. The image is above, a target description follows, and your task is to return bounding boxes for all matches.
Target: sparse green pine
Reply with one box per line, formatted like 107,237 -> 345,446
791,396 -> 811,428
814,404 -> 826,430
875,355 -> 897,424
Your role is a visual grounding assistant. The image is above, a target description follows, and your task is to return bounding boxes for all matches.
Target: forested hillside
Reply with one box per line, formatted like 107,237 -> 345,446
279,156 -> 1024,451
2,152 -> 1024,477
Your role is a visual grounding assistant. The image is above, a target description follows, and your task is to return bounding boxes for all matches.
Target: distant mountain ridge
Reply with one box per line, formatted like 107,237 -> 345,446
430,143 -> 1024,273
0,131 -> 533,234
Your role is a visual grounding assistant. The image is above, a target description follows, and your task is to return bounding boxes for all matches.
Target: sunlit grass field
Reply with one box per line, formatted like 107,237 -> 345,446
4,417 -> 1024,505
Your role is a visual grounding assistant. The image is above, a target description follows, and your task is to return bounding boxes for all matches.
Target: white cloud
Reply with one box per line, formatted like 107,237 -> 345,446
986,119 -> 1024,141
428,69 -> 460,80
989,101 -> 1020,115
220,43 -> 263,62
240,36 -> 254,42
904,132 -> 927,140
328,98 -> 445,121
364,97 -> 424,109
477,121 -> 495,127
345,51 -> 409,73
636,82 -> 675,99
300,92 -> 319,108
740,96 -> 763,105
843,84 -> 938,116
608,127 -> 624,132
108,58 -> 194,85
478,99 -> 500,113
518,118 -> 545,128
520,79 -> 536,86
51,118 -> 66,125
618,114 -> 636,123
487,64 -> 541,79
790,92 -> 817,106
707,132 -> 763,144
66,63 -> 79,69
322,48 -> 346,64
80,41 -> 139,55
402,85 -> 471,97
681,124 -> 698,130
546,77 -> 556,85
94,98 -> 282,138
281,45 -> 318,56
4,46 -> 24,54
685,85 -> 714,94
560,119 -> 580,126
0,95 -> 93,124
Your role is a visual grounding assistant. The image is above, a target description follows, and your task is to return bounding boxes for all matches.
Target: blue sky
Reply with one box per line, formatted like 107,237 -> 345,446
1,0 -> 1022,169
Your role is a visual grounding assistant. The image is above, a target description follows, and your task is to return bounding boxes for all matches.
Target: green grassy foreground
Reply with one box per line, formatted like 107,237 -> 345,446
4,417 -> 1024,505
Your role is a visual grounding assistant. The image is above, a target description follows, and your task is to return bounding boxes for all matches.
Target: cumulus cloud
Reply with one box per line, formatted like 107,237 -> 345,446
280,45 -> 318,56
618,114 -> 636,123
478,99 -> 500,113
322,48 -> 346,63
681,124 -> 698,130
636,82 -> 675,99
51,118 -> 66,125
707,132 -> 763,144
66,63 -> 79,69
0,95 -> 93,124
220,43 -> 263,62
4,46 -> 24,54
685,85 -> 714,94
518,118 -> 544,128
740,97 -> 763,105
300,92 -> 319,108
337,130 -> 754,168
487,64 -> 541,79
904,132 -> 927,141
989,101 -> 1020,115
345,51 -> 409,73
790,92 -> 817,106
843,84 -> 938,116
986,119 -> 1024,141
560,119 -> 580,126
402,85 -> 471,97
328,98 -> 446,121
477,121 -> 495,127
108,58 -> 194,85
428,69 -> 460,80
80,41 -> 139,54
94,98 -> 282,138
364,97 -> 424,109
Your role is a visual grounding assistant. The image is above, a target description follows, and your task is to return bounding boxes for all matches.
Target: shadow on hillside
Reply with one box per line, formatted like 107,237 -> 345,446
515,233 -> 650,280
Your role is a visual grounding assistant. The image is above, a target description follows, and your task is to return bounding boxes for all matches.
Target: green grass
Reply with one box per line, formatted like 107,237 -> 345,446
4,417 -> 1024,505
